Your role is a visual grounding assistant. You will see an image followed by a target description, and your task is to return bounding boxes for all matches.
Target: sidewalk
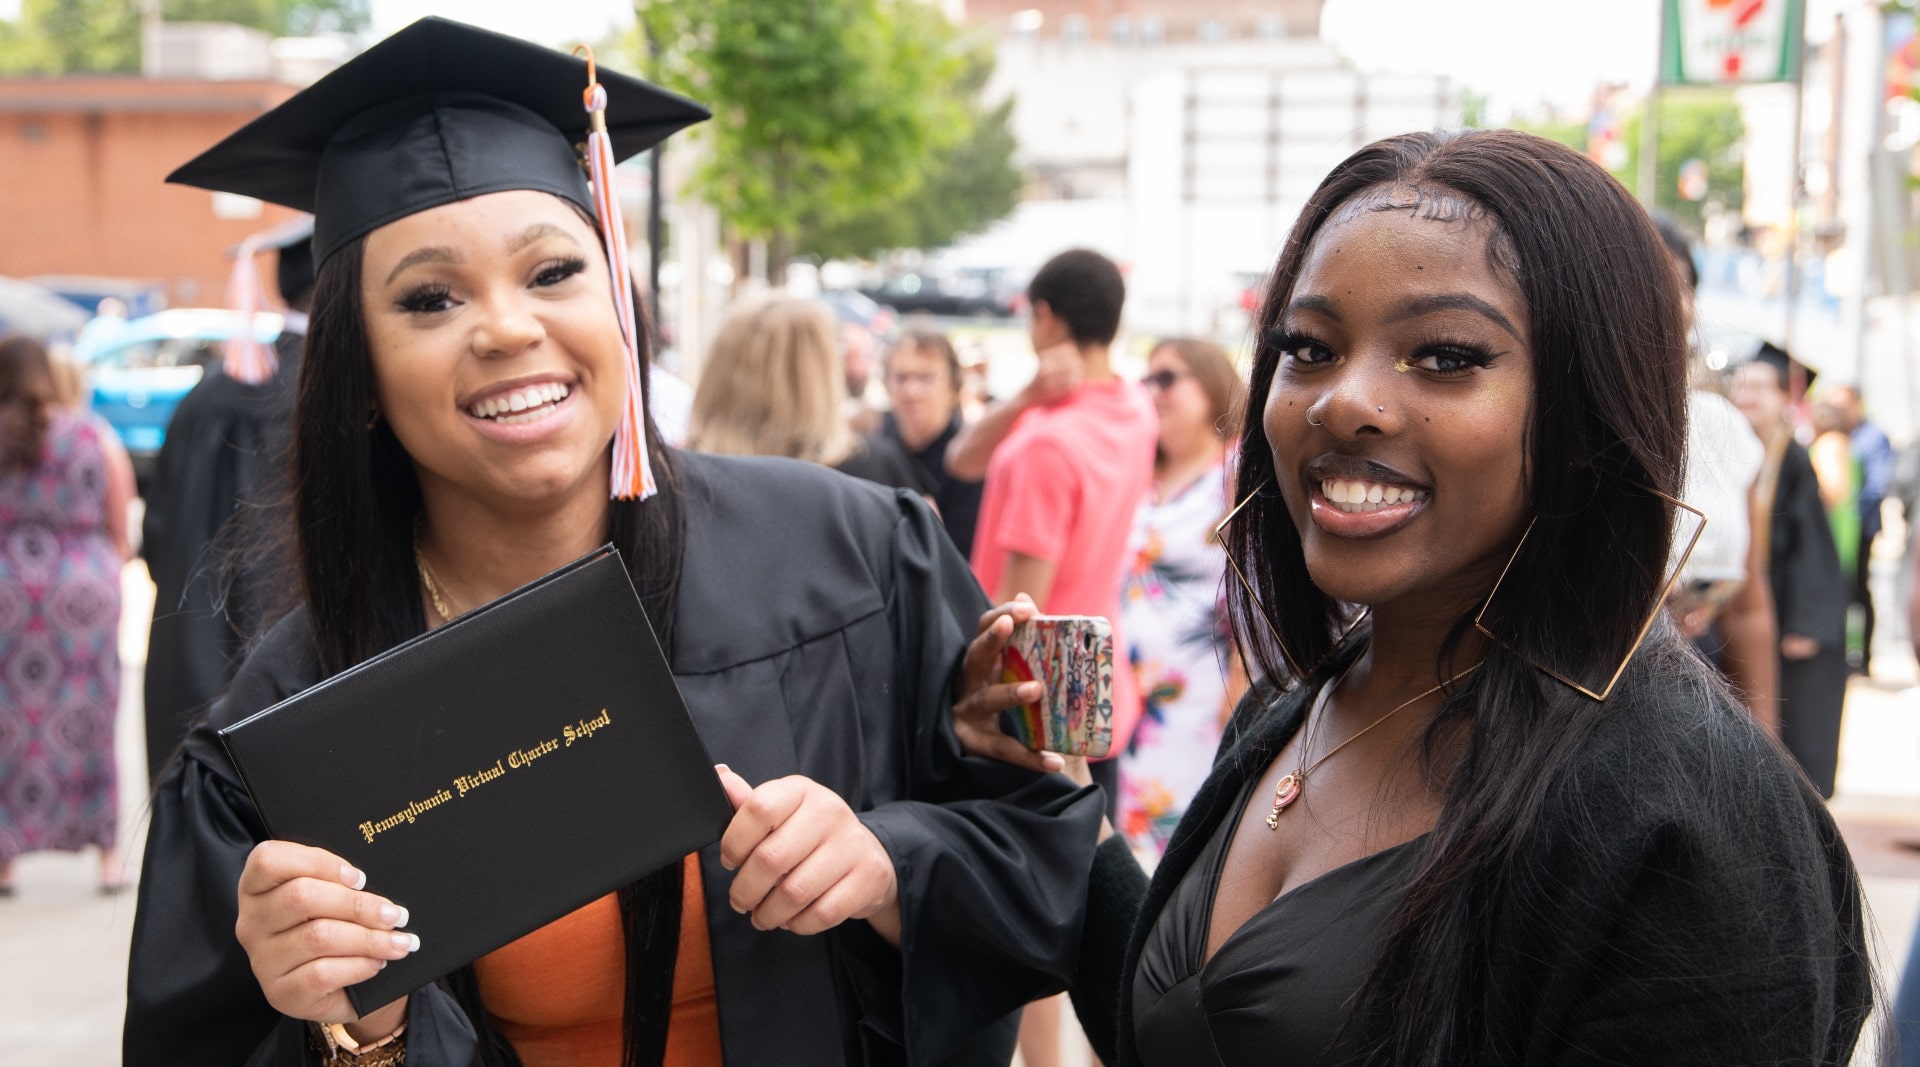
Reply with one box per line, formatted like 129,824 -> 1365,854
3,562 -> 1918,1066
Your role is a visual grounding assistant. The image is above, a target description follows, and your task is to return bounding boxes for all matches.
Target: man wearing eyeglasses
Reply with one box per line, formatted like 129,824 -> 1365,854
874,330 -> 985,558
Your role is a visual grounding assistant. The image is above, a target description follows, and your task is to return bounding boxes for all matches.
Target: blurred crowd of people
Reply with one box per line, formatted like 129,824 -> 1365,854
0,19 -> 1916,1065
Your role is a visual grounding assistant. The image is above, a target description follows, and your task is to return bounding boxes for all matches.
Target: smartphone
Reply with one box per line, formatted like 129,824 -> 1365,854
1000,615 -> 1115,758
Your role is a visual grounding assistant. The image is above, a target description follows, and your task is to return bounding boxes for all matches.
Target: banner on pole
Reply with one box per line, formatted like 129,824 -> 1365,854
1662,0 -> 1805,85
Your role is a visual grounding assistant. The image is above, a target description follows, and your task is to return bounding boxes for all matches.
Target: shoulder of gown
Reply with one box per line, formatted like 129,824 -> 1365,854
668,449 -> 935,673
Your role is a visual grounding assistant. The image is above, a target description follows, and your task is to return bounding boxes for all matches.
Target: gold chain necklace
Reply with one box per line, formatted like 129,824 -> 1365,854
412,528 -> 459,623
1266,655 -> 1482,829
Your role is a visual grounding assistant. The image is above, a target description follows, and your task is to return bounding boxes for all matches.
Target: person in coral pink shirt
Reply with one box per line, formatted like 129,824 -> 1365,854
950,248 -> 1157,797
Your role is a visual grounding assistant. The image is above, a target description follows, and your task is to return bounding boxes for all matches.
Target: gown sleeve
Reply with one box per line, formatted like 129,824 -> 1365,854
844,490 -> 1106,1065
122,617 -> 482,1066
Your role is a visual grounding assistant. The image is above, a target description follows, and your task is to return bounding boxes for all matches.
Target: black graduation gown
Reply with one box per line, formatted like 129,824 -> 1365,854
140,331 -> 302,782
1765,440 -> 1850,798
123,451 -> 1102,1067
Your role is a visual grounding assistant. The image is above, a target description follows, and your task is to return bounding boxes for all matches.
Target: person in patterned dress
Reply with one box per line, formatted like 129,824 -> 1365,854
0,335 -> 135,895
1118,338 -> 1246,857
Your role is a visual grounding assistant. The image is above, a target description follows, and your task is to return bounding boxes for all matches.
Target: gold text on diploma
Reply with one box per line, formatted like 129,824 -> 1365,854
351,707 -> 616,844
564,708 -> 612,745
453,759 -> 506,796
359,787 -> 455,843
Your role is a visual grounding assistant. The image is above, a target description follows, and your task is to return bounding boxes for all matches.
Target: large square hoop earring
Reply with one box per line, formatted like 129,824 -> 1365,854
1472,484 -> 1707,702
1213,479 -> 1369,683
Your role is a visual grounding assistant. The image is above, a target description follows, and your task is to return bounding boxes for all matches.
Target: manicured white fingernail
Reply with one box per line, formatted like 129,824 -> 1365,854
379,904 -> 408,927
342,865 -> 366,891
391,932 -> 420,952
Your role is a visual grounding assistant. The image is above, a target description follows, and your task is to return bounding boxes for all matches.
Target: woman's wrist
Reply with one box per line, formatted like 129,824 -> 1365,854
340,997 -> 408,1046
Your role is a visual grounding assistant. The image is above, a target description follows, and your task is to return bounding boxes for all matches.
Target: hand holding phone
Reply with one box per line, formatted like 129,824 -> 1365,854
1001,615 -> 1115,758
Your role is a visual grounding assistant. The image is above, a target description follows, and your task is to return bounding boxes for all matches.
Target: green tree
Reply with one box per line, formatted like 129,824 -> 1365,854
0,1 -> 142,74
797,36 -> 1021,260
0,0 -> 366,74
636,0 -> 971,281
1458,88 -> 1489,130
1617,90 -> 1745,231
275,0 -> 363,36
163,0 -> 278,29
1507,116 -> 1589,151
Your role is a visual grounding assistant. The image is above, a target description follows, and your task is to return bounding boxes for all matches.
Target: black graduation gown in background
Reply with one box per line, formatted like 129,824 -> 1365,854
123,451 -> 1102,1066
1765,439 -> 1850,798
139,331 -> 302,782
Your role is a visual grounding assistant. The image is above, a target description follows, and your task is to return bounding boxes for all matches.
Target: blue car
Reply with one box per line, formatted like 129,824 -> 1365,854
72,308 -> 283,479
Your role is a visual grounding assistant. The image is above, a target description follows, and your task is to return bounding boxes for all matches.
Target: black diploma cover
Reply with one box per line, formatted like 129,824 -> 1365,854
218,546 -> 734,1014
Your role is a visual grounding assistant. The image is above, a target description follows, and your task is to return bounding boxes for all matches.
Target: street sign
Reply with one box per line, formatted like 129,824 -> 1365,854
1662,0 -> 1806,86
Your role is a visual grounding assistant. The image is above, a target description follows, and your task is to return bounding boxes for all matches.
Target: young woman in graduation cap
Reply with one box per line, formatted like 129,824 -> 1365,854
125,18 -> 1098,1067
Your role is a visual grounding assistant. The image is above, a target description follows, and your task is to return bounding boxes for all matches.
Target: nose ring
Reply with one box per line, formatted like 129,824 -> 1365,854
1306,412 -> 1324,427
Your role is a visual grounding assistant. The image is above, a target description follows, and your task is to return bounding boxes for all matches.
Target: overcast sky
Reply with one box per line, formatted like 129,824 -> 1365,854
365,0 -> 1854,115
0,0 -> 1846,115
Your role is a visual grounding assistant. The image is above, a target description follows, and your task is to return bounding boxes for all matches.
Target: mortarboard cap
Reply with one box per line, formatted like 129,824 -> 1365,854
1744,340 -> 1818,391
264,216 -> 315,303
167,17 -> 709,266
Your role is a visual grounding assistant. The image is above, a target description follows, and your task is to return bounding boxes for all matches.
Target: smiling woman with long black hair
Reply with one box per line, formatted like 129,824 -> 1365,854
959,128 -> 1873,1065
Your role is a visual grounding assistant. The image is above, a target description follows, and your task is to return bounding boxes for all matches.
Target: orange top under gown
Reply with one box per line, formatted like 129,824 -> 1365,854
471,854 -> 722,1066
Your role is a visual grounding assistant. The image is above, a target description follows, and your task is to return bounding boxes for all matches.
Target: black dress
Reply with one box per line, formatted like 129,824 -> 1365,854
1069,633 -> 1871,1066
140,331 -> 301,781
1132,772 -> 1425,1066
124,452 -> 1103,1066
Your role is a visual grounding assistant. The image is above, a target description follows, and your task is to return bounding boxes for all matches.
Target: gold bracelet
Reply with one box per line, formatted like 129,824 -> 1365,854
312,1019 -> 407,1066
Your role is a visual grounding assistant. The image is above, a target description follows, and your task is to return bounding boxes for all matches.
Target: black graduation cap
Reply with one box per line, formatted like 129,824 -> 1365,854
1745,340 -> 1818,391
168,16 -> 709,266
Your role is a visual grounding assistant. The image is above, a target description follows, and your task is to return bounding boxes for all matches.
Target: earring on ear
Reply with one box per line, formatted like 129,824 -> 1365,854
1472,483 -> 1706,700
1213,479 -> 1368,683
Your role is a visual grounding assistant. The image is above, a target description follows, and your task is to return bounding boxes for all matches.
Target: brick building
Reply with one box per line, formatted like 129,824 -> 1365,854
0,77 -> 300,306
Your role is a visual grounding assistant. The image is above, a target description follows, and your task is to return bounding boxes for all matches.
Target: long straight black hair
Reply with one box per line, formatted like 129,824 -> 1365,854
293,230 -> 686,1067
1225,128 -> 1695,1062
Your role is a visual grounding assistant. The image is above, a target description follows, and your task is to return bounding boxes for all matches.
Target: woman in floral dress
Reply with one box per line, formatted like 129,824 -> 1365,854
1119,338 -> 1245,856
0,336 -> 134,895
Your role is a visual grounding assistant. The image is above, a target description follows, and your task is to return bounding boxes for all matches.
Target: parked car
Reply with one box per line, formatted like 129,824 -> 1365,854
28,275 -> 168,318
72,308 -> 283,482
860,268 -> 1022,319
818,288 -> 896,339
0,276 -> 89,341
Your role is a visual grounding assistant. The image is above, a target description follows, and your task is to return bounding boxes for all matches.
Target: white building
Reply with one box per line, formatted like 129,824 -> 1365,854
951,3 -> 1455,341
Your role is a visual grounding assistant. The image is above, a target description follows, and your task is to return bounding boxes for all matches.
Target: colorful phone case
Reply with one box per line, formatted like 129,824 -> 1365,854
1001,615 -> 1114,758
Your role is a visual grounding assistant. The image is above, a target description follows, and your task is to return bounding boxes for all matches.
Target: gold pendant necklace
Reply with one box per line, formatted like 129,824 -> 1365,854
1266,655 -> 1481,829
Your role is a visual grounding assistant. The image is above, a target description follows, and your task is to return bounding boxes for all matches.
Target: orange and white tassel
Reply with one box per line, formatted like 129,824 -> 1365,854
578,46 -> 656,501
222,233 -> 277,385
